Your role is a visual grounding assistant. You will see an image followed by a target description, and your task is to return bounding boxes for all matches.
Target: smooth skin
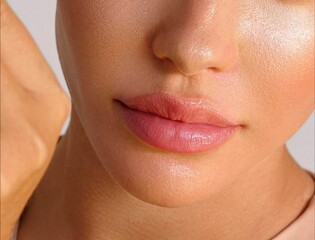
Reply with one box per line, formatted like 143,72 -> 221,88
1,0 -> 314,239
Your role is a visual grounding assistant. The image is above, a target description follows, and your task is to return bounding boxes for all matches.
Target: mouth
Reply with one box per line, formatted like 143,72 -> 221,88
115,92 -> 242,153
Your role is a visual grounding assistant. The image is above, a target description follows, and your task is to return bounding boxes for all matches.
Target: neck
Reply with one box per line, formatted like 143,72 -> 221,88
18,112 -> 315,240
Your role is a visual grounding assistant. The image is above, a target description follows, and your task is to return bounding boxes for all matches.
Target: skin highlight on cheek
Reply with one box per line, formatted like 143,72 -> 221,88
237,0 -> 314,135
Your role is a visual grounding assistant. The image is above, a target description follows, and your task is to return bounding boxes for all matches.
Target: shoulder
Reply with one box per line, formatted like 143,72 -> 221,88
272,170 -> 315,240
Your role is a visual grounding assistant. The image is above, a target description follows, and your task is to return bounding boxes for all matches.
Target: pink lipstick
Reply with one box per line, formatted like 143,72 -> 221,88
116,92 -> 241,153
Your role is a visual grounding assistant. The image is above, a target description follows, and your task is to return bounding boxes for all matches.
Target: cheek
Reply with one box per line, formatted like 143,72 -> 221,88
56,0 -> 159,109
238,2 -> 314,142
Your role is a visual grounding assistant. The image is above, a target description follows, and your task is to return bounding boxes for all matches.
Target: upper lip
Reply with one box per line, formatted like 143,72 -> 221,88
118,92 -> 240,128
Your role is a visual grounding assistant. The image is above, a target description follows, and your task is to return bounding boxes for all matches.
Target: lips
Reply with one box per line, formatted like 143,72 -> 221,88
116,92 -> 241,153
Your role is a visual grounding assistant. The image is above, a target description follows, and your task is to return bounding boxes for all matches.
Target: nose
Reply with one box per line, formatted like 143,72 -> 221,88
152,1 -> 238,76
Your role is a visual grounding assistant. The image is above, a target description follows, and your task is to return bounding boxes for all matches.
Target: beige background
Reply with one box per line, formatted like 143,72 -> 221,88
8,0 -> 314,172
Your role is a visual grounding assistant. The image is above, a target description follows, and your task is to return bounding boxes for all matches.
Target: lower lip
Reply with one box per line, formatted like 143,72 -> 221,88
117,101 -> 240,153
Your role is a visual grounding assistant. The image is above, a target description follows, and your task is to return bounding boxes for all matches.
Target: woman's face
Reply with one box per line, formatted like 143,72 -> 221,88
56,0 -> 314,207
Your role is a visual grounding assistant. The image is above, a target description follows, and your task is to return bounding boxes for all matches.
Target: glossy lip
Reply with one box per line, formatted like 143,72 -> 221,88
116,92 -> 242,153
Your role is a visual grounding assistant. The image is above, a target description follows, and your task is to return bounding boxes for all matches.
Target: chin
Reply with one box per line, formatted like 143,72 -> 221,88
99,148 -> 221,208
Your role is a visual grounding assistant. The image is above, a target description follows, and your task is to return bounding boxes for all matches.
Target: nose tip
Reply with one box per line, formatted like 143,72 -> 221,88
152,38 -> 219,75
152,29 -> 237,76
151,4 -> 238,76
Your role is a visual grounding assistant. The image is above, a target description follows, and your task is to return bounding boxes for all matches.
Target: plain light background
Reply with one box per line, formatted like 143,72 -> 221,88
8,0 -> 314,172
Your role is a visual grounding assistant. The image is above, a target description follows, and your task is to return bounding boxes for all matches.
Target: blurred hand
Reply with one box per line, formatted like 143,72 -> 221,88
0,1 -> 70,239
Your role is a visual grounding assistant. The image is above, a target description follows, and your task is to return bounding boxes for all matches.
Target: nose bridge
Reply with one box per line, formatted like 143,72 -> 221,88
152,0 -> 238,76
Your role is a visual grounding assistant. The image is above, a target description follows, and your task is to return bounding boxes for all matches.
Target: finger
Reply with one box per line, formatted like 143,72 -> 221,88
1,1 -> 62,93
